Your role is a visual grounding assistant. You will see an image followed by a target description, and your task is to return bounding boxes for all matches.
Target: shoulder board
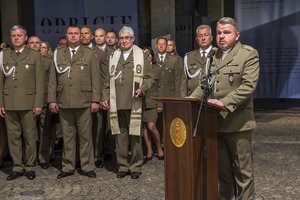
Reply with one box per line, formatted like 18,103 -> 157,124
3,48 -> 10,52
84,46 -> 94,50
29,48 -> 40,52
143,50 -> 148,54
55,46 -> 65,52
186,49 -> 198,55
242,45 -> 254,51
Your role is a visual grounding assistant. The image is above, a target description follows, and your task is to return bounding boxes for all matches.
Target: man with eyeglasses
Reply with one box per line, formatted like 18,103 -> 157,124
57,37 -> 67,47
48,25 -> 101,179
102,26 -> 153,179
0,25 -> 45,181
106,31 -> 118,49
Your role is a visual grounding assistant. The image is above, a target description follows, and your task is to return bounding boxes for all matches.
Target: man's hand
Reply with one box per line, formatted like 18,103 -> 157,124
99,102 -> 103,109
185,96 -> 194,98
207,99 -> 225,107
157,107 -> 163,113
0,107 -> 5,118
91,102 -> 100,113
33,107 -> 42,117
49,103 -> 59,114
134,89 -> 142,98
102,100 -> 110,110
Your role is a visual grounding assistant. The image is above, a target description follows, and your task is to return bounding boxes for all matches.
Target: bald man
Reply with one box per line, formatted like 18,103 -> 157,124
95,28 -> 106,49
27,36 -> 41,51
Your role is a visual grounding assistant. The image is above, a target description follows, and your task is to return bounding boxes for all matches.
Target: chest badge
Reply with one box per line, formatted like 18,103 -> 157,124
136,64 -> 141,74
60,67 -> 63,71
229,73 -> 234,83
25,64 -> 29,69
5,66 -> 9,70
80,66 -> 84,70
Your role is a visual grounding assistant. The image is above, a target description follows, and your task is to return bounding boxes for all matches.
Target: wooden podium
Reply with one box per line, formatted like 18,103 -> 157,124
151,97 -> 226,200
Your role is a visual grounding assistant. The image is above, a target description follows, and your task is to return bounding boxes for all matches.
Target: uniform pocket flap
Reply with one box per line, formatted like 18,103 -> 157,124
76,61 -> 88,65
82,86 -> 92,92
223,67 -> 240,74
26,89 -> 35,95
58,61 -> 68,65
57,85 -> 62,91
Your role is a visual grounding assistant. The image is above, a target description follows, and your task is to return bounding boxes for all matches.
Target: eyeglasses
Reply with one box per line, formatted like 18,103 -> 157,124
119,36 -> 133,41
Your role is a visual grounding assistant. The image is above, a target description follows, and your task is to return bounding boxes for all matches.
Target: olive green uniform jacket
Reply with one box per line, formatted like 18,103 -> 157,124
191,41 -> 259,133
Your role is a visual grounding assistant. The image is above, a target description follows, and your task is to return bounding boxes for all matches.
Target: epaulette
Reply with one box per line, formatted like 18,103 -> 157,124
185,49 -> 198,56
2,48 -> 10,52
85,45 -> 94,50
55,46 -> 65,51
242,45 -> 254,51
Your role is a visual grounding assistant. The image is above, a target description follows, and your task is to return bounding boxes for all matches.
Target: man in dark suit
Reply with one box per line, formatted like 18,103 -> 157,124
0,25 -> 45,180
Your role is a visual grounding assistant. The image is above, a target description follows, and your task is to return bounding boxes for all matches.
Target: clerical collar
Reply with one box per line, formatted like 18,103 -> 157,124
123,47 -> 133,61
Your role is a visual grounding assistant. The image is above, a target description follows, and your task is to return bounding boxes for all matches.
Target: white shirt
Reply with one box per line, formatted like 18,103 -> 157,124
69,45 -> 80,59
221,48 -> 232,61
123,47 -> 133,61
15,46 -> 25,53
98,44 -> 106,51
200,45 -> 212,58
158,52 -> 166,62
88,43 -> 93,48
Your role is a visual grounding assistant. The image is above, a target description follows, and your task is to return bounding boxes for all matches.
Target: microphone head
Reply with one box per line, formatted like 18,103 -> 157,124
207,49 -> 216,58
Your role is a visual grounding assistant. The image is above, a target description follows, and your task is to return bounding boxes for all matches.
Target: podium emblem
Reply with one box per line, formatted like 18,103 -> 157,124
170,118 -> 186,147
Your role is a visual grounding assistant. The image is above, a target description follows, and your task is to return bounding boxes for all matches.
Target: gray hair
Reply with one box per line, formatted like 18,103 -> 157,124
10,25 -> 27,35
119,26 -> 134,37
217,17 -> 239,32
196,25 -> 212,35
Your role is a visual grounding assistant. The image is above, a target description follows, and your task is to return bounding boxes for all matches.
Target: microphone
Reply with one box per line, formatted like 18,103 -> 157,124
207,49 -> 216,58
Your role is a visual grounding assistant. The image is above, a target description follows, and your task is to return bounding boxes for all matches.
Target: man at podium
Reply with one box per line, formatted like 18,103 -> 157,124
191,17 -> 259,200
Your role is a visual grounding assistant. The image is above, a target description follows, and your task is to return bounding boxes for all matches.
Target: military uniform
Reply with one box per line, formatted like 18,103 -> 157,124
38,55 -> 52,164
191,41 -> 259,200
142,63 -> 162,123
102,48 -> 153,173
48,45 -> 101,173
0,46 -> 45,173
182,46 -> 214,96
92,45 -> 115,163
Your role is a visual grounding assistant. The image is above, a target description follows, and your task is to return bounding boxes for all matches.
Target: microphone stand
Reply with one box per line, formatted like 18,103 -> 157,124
192,51 -> 215,200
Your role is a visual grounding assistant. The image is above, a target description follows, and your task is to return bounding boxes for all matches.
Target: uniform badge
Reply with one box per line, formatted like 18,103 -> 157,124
60,67 -> 63,71
106,56 -> 109,61
229,73 -> 234,83
154,74 -> 156,77
81,66 -> 84,70
169,70 -> 171,72
25,64 -> 29,69
95,53 -> 98,59
147,56 -> 151,63
5,66 -> 9,70
136,64 -> 142,74
111,65 -> 115,74
212,69 -> 217,75
161,70 -> 165,76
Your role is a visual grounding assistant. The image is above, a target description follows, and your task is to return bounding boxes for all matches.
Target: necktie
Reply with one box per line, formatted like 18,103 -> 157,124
16,52 -> 20,57
202,51 -> 206,62
71,50 -> 76,60
160,56 -> 163,63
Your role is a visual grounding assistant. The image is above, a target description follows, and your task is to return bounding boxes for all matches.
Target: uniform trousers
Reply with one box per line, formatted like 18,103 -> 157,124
5,110 -> 36,172
92,110 -> 104,161
59,107 -> 95,173
116,109 -> 143,173
38,107 -> 51,163
218,130 -> 254,200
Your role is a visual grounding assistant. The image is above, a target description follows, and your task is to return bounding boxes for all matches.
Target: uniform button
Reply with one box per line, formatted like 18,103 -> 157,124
122,78 -> 124,80
217,72 -> 219,74
230,70 -> 232,72
15,64 -> 18,66
15,78 -> 17,80
233,106 -> 235,109
70,85 -> 72,87
123,72 -> 125,74
121,84 -> 123,86
216,89 -> 219,92
15,86 -> 17,88
217,80 -> 219,83
70,77 -> 72,79
15,71 -> 17,73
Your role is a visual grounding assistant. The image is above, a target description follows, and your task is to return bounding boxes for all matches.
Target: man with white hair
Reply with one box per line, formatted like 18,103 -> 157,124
102,26 -> 153,179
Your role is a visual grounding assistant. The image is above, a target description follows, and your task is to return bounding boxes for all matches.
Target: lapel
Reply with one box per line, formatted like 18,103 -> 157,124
193,50 -> 204,65
10,49 -> 18,61
123,50 -> 133,65
72,45 -> 84,63
63,47 -> 72,63
163,54 -> 169,67
118,51 -> 126,66
17,46 -> 30,63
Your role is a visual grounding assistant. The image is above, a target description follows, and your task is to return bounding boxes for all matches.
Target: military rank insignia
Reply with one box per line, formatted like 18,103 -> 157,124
40,56 -> 43,62
229,73 -> 234,83
225,63 -> 238,67
60,59 -> 66,61
136,64 -> 142,74
147,56 -> 151,63
106,56 -> 109,60
95,53 -> 98,59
